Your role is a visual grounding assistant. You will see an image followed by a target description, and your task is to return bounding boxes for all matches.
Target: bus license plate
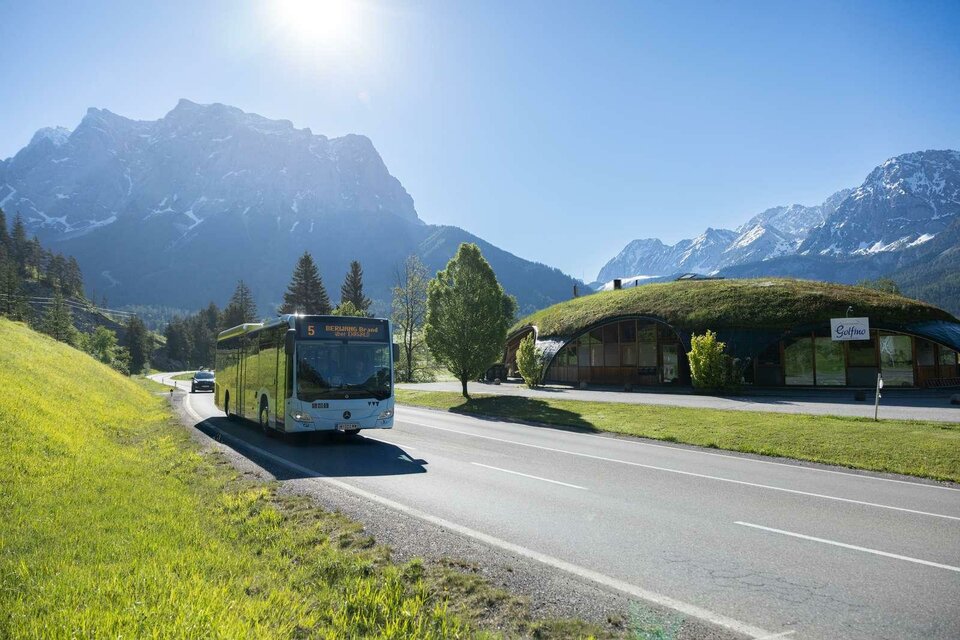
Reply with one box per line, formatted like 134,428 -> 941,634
336,423 -> 359,432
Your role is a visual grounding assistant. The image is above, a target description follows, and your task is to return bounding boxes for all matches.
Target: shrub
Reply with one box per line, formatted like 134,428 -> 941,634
687,330 -> 734,391
516,334 -> 544,388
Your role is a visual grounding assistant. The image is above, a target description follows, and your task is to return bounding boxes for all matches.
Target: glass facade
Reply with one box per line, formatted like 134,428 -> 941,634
784,337 -> 814,386
544,319 -> 684,385
814,337 -> 845,386
522,320 -> 958,389
879,332 -> 914,387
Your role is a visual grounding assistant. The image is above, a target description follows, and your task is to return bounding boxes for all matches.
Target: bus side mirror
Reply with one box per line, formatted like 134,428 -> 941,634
393,343 -> 400,362
285,330 -> 296,356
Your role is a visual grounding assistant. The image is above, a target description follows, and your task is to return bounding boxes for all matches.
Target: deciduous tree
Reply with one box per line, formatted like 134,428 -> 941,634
331,300 -> 362,316
425,243 -> 516,398
391,255 -> 429,382
516,334 -> 545,388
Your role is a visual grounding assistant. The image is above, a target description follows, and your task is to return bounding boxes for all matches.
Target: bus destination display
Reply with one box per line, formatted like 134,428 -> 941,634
300,318 -> 387,341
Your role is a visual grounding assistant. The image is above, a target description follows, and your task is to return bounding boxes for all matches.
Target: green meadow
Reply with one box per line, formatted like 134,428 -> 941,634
0,318 -> 609,639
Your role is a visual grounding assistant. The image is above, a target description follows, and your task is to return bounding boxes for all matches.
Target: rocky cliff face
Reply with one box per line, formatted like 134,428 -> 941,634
0,99 -> 419,242
0,100 -> 578,314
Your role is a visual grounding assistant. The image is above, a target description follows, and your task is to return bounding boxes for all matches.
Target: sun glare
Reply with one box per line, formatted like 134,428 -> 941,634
274,0 -> 363,52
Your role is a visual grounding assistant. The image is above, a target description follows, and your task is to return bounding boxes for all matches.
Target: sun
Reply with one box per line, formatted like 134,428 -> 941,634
274,0 -> 362,51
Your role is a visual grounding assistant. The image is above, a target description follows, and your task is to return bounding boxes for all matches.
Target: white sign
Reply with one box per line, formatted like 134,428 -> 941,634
830,317 -> 870,341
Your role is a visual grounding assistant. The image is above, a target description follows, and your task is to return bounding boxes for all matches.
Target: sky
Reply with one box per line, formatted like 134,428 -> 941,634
2,0 -> 959,281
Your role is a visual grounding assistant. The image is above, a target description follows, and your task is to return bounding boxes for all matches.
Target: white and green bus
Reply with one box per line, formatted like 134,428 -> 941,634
215,315 -> 397,436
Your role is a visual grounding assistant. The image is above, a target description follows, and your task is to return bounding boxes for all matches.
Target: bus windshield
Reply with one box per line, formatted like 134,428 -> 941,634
296,342 -> 392,401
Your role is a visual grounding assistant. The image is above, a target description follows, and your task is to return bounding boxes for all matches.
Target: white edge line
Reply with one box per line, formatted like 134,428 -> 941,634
472,462 -> 588,490
397,418 -> 960,522
735,522 -> 960,573
398,405 -> 960,493
179,393 -> 779,640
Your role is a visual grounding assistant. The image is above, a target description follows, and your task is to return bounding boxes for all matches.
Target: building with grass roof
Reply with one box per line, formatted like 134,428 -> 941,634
505,278 -> 960,389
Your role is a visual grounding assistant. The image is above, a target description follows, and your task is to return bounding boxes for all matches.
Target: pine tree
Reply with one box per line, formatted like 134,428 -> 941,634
164,318 -> 193,365
279,252 -> 331,314
0,208 -> 10,255
46,253 -> 67,289
125,316 -> 150,374
42,289 -> 78,345
26,236 -> 43,279
340,260 -> 372,316
221,280 -> 258,329
10,214 -> 29,275
65,257 -> 84,298
0,262 -> 29,320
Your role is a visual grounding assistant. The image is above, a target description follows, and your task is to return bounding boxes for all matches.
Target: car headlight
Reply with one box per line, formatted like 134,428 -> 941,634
290,412 -> 314,423
378,408 -> 394,420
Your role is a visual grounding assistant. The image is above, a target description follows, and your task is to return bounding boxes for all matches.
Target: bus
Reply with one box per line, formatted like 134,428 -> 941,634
215,314 -> 397,436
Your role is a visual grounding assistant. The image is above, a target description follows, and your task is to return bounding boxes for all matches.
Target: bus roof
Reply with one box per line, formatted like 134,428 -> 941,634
217,322 -> 263,341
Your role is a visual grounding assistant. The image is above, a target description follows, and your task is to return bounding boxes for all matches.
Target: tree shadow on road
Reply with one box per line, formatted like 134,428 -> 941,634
449,395 -> 598,433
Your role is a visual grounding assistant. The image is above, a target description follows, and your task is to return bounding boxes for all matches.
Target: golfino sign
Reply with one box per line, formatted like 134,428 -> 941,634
830,317 -> 870,341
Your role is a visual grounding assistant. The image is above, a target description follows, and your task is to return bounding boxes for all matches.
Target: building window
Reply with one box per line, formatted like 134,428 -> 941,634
939,348 -> 958,367
916,340 -> 936,366
757,341 -> 781,366
602,323 -> 618,344
619,320 -> 636,343
591,343 -> 604,366
661,344 -> 679,382
604,343 -> 619,367
847,334 -> 877,367
637,323 -> 657,366
879,333 -> 914,387
814,337 -> 845,386
559,343 -> 577,366
785,337 -> 814,385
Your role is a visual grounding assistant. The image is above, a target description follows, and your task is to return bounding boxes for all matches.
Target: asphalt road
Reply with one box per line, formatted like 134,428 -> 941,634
166,382 -> 960,640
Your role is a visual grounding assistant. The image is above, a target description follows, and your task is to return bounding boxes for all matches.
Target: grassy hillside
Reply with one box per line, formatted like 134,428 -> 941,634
0,319 -> 607,639
513,278 -> 956,338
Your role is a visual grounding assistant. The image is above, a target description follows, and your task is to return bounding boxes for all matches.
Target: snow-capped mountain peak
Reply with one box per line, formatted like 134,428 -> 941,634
801,149 -> 960,256
596,150 -> 959,285
0,99 -> 420,240
28,126 -> 72,148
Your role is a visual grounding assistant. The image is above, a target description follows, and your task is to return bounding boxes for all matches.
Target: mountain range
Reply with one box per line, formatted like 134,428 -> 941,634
596,150 -> 960,309
0,100 -> 579,315
3,99 -> 957,321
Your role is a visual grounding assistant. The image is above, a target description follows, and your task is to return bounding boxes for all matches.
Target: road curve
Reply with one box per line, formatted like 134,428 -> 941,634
159,377 -> 960,640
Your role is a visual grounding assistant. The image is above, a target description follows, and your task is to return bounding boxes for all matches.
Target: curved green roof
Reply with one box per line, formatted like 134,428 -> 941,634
513,278 -> 958,338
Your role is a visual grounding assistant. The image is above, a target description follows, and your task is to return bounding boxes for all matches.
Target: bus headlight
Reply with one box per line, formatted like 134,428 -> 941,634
290,412 -> 314,423
378,408 -> 394,420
